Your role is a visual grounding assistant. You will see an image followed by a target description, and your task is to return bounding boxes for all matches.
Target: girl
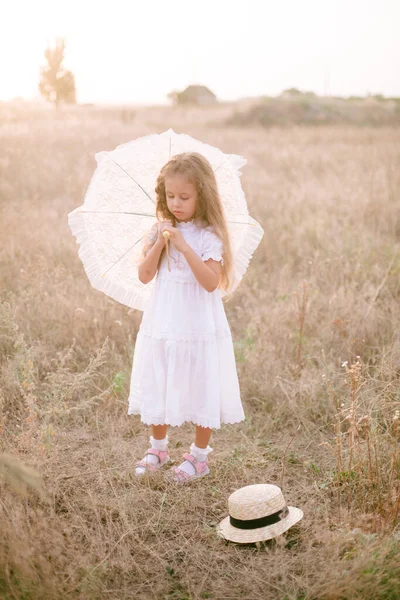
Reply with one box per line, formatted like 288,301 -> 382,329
128,152 -> 245,483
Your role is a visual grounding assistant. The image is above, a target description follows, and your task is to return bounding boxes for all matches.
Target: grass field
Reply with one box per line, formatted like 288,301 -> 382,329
1,104 -> 400,599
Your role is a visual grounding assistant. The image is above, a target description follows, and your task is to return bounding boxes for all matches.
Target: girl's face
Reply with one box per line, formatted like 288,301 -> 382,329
165,173 -> 198,223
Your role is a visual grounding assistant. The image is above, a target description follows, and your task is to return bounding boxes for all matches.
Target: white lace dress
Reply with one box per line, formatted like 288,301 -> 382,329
127,218 -> 245,429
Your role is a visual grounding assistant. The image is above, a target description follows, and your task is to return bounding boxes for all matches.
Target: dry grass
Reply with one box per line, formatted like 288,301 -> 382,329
1,104 -> 400,599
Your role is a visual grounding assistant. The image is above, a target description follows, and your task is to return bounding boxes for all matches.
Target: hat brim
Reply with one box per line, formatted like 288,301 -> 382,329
216,506 -> 303,544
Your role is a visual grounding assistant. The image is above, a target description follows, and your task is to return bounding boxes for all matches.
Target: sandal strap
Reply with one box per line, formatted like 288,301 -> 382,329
182,452 -> 198,464
167,452 -> 209,482
136,448 -> 166,468
146,448 -> 164,459
172,466 -> 191,480
136,460 -> 158,470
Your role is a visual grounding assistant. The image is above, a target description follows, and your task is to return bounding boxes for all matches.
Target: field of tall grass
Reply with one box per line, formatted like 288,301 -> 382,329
1,103 -> 400,599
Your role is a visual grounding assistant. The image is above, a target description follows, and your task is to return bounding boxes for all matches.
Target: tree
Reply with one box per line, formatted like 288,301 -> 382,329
38,37 -> 76,109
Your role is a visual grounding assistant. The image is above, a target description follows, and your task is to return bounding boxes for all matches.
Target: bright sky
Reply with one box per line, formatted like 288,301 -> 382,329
2,0 -> 399,104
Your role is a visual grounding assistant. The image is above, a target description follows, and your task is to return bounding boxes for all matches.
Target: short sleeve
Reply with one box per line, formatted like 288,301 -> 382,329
201,227 -> 224,265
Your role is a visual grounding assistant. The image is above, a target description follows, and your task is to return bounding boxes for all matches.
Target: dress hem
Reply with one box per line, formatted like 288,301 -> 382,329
127,407 -> 245,430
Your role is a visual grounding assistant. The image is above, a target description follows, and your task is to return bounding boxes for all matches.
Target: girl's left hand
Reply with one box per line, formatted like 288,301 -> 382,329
160,223 -> 189,254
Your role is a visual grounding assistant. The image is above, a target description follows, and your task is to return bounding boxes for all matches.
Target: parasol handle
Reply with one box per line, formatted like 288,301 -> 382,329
162,231 -> 171,272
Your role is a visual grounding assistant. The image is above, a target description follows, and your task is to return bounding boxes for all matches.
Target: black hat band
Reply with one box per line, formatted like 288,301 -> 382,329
229,505 -> 289,530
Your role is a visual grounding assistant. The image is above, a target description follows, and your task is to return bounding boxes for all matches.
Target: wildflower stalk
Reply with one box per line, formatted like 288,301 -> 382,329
335,411 -> 342,519
365,419 -> 373,507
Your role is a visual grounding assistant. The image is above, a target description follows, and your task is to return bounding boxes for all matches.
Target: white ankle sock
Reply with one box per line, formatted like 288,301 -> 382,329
150,435 -> 169,451
178,443 -> 213,476
135,434 -> 169,475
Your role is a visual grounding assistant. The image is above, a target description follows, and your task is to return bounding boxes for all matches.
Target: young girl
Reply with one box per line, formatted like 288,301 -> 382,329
128,152 -> 245,483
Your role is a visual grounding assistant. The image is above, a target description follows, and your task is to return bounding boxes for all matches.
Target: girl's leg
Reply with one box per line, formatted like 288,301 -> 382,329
135,424 -> 169,476
152,424 -> 168,440
168,425 -> 213,479
195,425 -> 212,448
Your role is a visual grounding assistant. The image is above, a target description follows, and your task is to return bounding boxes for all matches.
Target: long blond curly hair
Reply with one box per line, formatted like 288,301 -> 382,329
142,152 -> 234,293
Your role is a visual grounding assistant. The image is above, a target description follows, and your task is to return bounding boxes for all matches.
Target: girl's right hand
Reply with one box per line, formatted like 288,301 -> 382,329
155,220 -> 173,247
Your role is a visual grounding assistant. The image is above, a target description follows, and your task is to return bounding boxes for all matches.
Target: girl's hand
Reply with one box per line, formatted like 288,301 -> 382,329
154,220 -> 172,248
159,223 -> 189,254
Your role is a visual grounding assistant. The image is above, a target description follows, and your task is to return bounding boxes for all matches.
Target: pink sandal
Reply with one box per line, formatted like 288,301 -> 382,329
135,448 -> 170,475
166,452 -> 210,484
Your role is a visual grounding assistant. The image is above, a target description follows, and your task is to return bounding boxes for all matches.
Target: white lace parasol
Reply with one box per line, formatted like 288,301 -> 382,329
68,129 -> 264,311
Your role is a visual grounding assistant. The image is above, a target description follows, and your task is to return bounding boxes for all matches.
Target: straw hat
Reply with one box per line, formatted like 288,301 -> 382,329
217,484 -> 303,544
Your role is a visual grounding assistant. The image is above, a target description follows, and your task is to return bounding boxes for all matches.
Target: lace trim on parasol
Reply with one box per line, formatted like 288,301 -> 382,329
68,209 -> 153,312
221,214 -> 264,297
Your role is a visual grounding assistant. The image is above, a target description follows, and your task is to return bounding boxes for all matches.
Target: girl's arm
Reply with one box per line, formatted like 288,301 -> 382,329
181,245 -> 221,293
138,238 -> 165,284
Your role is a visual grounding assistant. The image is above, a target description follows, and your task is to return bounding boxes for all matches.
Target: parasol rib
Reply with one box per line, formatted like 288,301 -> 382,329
105,153 -> 155,205
77,210 -> 256,226
100,233 -> 147,278
78,210 -> 156,217
214,157 -> 230,172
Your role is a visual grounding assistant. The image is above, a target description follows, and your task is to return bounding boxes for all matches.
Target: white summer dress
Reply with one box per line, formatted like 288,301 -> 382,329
127,218 -> 245,429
